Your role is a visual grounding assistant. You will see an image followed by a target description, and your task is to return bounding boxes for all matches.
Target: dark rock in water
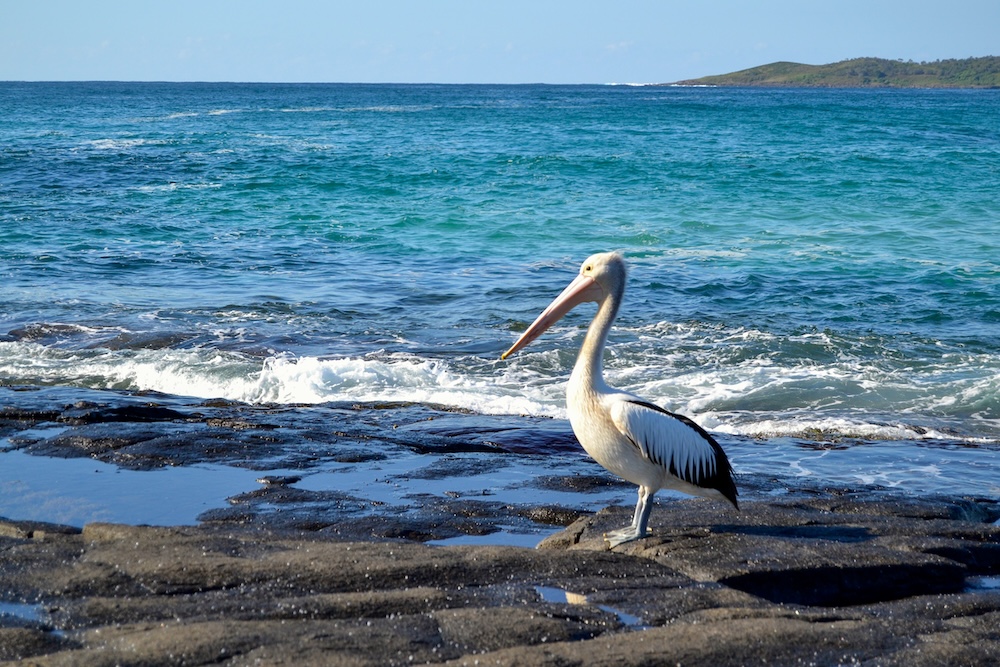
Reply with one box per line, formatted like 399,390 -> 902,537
1,493 -> 998,665
59,402 -> 190,424
532,472 -> 632,493
255,475 -> 303,486
198,485 -> 522,542
93,331 -> 195,350
0,386 -> 576,472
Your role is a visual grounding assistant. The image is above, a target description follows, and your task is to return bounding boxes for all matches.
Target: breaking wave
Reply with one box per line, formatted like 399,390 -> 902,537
3,338 -> 999,443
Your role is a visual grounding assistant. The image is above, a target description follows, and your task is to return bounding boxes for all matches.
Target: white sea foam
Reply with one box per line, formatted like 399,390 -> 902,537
2,337 -> 998,443
0,342 -> 257,400
0,343 -> 562,417
249,355 -> 560,415
707,414 -> 955,442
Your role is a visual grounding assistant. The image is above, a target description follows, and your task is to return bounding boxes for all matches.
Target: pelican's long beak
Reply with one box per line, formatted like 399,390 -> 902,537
501,273 -> 604,359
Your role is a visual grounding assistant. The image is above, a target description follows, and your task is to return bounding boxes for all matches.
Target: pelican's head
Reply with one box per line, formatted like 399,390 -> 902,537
501,252 -> 626,360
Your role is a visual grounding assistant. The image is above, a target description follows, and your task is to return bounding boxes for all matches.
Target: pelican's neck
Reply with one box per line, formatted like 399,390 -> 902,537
570,287 -> 621,396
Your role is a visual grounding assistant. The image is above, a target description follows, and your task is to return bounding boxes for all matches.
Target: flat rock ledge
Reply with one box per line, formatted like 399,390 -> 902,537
2,494 -> 999,666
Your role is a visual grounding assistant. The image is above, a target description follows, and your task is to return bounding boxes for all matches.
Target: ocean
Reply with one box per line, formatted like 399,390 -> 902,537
2,82 -> 999,531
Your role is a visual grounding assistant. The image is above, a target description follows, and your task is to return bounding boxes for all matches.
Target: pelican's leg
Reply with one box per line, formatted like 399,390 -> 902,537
634,486 -> 655,538
605,486 -> 654,547
630,487 -> 644,528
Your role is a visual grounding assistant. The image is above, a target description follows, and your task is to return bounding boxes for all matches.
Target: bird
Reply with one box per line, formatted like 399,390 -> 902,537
502,252 -> 738,547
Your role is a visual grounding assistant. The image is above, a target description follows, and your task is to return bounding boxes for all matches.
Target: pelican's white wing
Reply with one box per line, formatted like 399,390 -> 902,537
609,397 -> 721,487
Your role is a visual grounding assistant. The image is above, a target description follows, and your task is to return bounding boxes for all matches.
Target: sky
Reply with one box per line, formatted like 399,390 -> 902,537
2,1 -> 998,84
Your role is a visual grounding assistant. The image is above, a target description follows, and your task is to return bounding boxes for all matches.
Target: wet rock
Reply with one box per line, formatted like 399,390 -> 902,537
255,475 -> 303,486
2,387 -> 614,538
0,518 -> 81,540
517,504 -> 589,526
1,493 -> 998,665
20,423 -> 174,459
0,518 -> 656,665
0,387 -> 573,476
2,388 -> 999,664
0,629 -> 79,662
432,605 -> 614,654
198,485 -> 373,532
531,473 -> 632,493
406,456 -> 506,480
59,403 -> 189,425
540,495 -> 1000,608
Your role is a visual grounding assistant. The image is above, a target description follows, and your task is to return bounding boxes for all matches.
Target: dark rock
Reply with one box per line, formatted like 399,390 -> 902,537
256,475 -> 304,486
1,494 -> 997,665
0,387 -> 576,481
59,403 -> 189,425
1,387 -> 621,539
2,388 -> 999,664
531,473 -> 631,493
0,517 -> 82,540
517,505 -> 589,526
0,629 -> 79,662
540,495 -> 1000,609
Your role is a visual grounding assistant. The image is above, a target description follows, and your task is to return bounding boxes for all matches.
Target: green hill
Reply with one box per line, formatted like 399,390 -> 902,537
674,57 -> 1000,88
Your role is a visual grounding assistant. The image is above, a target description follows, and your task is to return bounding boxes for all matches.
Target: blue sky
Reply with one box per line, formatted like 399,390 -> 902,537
3,1 -> 998,83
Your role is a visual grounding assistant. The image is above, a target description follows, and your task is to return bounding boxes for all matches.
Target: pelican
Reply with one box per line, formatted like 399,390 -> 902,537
502,252 -> 738,547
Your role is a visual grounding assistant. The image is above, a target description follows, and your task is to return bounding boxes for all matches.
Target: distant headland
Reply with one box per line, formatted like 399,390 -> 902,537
672,56 -> 1000,88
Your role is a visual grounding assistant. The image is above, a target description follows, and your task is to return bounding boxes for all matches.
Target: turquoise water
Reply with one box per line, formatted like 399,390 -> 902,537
2,82 -> 1000,507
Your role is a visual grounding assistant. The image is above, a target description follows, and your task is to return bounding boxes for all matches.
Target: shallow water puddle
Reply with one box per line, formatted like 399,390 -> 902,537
0,601 -> 44,623
428,529 -> 557,548
966,576 -> 1000,593
534,585 -> 648,629
0,448 -> 263,526
0,600 -> 66,637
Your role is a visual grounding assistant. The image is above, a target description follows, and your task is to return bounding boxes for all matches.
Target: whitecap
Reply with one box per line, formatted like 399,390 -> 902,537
135,182 -> 222,193
85,138 -> 150,150
279,106 -> 338,113
163,112 -> 199,120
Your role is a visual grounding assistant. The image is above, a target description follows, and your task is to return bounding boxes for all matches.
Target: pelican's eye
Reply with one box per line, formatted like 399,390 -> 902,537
583,264 -> 593,273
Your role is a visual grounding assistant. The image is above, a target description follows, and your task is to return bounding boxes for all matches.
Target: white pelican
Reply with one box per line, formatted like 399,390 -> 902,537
502,252 -> 738,547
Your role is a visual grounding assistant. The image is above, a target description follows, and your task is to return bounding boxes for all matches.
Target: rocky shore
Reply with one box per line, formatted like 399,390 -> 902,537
3,492 -> 999,665
2,387 -> 1000,664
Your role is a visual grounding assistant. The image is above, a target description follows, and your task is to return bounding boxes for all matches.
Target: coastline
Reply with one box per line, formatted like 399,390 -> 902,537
671,56 -> 1000,88
3,385 -> 999,535
2,494 -> 998,665
2,387 -> 999,664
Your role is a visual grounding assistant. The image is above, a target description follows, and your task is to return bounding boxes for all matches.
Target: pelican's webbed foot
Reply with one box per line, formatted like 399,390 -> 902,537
604,485 -> 654,547
603,526 -> 648,548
